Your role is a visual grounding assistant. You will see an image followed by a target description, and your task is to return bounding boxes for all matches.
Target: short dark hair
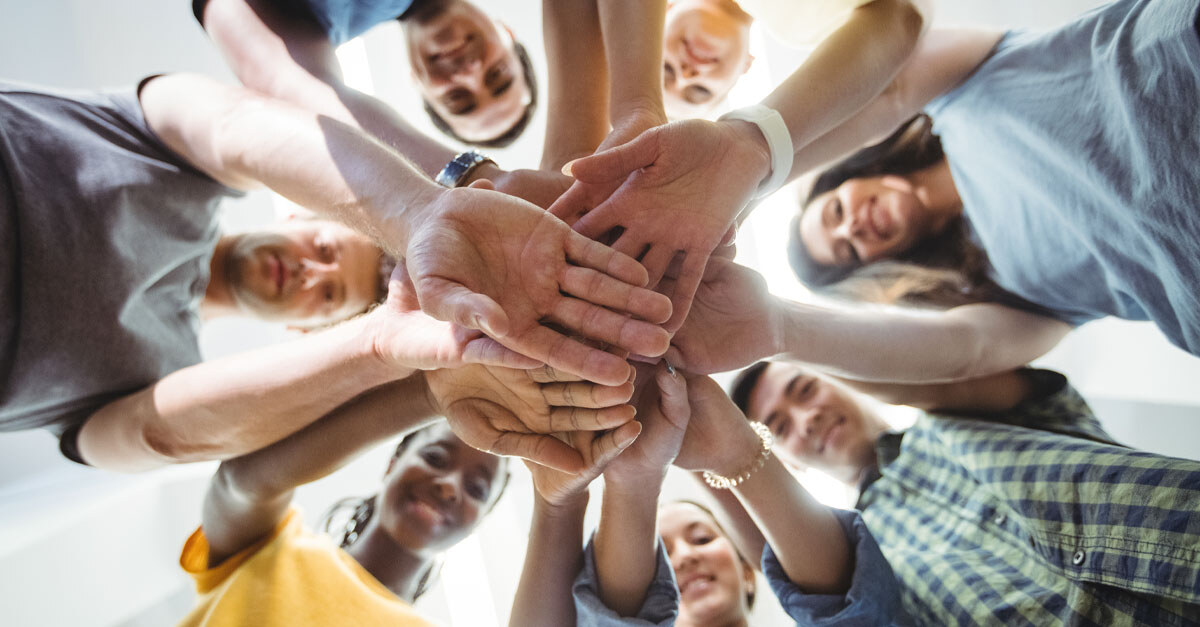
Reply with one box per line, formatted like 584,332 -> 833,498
422,41 -> 538,148
728,361 -> 771,418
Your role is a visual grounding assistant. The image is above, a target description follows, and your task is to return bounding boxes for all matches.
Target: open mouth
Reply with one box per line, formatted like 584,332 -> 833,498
683,38 -> 718,66
868,197 -> 893,241
266,253 -> 285,297
678,574 -> 716,599
406,497 -> 447,528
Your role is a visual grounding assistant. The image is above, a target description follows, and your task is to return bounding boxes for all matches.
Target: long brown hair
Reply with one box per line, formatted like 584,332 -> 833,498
788,115 -> 1015,310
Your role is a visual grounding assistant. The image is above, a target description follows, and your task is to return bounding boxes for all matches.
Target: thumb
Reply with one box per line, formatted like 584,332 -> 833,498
586,421 -> 642,470
466,178 -> 496,191
494,432 -> 586,473
417,277 -> 511,338
562,130 -> 660,183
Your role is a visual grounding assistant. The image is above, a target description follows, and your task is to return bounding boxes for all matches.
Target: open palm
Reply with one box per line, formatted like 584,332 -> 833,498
406,183 -> 672,386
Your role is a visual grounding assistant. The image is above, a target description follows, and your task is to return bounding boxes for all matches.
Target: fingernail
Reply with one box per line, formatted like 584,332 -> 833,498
617,430 -> 638,448
561,160 -> 576,177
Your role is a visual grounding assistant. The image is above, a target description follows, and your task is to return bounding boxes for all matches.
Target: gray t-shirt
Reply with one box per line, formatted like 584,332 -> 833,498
925,0 -> 1200,354
0,81 -> 239,447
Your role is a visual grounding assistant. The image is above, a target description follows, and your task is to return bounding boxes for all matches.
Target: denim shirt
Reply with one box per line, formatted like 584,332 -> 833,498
573,534 -> 680,626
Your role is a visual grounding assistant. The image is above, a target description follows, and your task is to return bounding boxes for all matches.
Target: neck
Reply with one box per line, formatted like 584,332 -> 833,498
200,236 -> 239,320
846,413 -> 892,486
907,159 -> 962,222
346,517 -> 433,602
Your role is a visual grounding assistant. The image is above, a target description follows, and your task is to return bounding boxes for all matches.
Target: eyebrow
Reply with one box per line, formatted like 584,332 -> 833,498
785,375 -> 801,398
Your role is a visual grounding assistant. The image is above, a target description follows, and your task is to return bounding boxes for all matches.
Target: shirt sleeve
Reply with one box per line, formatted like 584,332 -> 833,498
572,533 -> 679,627
762,508 -> 912,626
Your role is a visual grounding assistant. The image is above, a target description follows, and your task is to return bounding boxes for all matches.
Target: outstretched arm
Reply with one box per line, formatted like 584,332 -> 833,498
140,73 -> 673,385
594,365 -> 689,616
511,427 -> 640,627
201,374 -> 437,567
77,280 -> 536,472
540,0 -> 610,171
667,257 -> 1070,383
674,375 -> 850,594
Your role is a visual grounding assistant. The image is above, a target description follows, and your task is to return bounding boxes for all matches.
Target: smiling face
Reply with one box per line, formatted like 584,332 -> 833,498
745,363 -> 884,481
798,173 -> 954,270
403,1 -> 531,143
221,219 -> 382,326
662,0 -> 753,119
658,502 -> 754,627
375,423 -> 505,554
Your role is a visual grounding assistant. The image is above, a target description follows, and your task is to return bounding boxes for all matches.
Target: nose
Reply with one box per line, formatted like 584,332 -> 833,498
791,405 -> 823,438
431,474 -> 461,504
679,59 -> 699,79
670,542 -> 699,572
450,57 -> 485,89
299,258 -> 338,289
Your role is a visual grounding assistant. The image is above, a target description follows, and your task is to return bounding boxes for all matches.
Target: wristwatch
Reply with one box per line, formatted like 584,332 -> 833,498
434,150 -> 497,188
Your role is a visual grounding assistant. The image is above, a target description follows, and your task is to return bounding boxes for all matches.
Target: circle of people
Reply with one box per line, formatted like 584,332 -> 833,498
4,0 -> 1199,625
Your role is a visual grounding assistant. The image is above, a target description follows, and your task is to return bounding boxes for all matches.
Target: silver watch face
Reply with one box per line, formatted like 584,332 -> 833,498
436,151 -> 492,188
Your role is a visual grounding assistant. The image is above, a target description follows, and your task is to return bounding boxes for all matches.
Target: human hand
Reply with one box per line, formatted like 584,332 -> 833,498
405,181 -> 673,386
663,256 -> 783,374
672,374 -> 762,477
525,424 -> 641,510
548,119 -> 771,331
603,364 -> 690,486
425,363 -> 637,472
476,166 -> 574,210
367,262 -> 542,371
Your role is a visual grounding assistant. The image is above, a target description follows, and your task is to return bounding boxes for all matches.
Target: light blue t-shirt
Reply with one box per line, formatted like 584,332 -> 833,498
290,0 -> 418,45
925,0 -> 1200,354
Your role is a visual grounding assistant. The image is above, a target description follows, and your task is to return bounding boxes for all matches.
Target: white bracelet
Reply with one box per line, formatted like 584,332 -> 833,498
718,105 -> 794,198
702,421 -> 775,490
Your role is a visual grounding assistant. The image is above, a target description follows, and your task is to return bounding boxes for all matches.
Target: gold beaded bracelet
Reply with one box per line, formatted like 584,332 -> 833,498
702,421 -> 774,490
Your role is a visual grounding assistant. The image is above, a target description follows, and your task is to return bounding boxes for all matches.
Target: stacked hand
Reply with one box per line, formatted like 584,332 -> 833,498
671,373 -> 763,478
549,119 -> 771,331
425,363 -> 638,473
602,364 -> 690,485
404,180 -> 673,386
662,256 -> 783,374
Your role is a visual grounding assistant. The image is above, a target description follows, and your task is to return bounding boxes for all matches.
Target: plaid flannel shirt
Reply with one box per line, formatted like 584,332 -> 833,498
857,384 -> 1200,626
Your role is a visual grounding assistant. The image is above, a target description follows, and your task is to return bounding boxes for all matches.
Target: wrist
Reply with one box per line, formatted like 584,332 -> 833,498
709,419 -> 766,478
603,474 -> 664,505
719,118 -> 773,192
381,179 -> 445,256
535,489 -> 589,518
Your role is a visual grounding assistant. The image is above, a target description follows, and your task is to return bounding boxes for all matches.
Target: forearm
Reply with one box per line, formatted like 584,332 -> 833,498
202,0 -> 457,177
78,314 -> 403,471
139,73 -> 443,256
833,368 -> 1034,412
510,493 -> 588,627
596,0 -> 666,122
729,457 -> 851,594
216,374 -> 437,498
541,0 -> 610,170
200,374 -> 436,566
773,300 -> 1069,383
595,477 -> 663,617
762,0 -> 924,152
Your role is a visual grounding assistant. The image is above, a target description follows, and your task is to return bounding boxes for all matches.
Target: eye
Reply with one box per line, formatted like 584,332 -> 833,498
832,198 -> 844,220
692,533 -> 714,545
467,476 -> 491,502
797,378 -> 816,400
323,284 -> 335,303
421,449 -> 449,469
663,62 -> 675,85
683,84 -> 712,104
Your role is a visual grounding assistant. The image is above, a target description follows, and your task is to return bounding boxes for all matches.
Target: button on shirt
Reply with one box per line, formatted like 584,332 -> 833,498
856,383 -> 1200,625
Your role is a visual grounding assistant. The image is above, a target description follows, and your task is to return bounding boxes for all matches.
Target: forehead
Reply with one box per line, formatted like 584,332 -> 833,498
658,502 -> 719,537
408,424 -> 503,475
746,363 -> 808,420
798,193 -> 839,267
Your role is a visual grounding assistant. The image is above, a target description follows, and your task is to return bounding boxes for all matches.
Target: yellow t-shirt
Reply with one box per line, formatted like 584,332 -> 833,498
736,0 -> 879,48
178,509 -> 434,627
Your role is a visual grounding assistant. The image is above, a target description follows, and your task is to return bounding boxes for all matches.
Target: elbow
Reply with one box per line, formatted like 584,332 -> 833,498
865,0 -> 926,55
214,457 -> 283,504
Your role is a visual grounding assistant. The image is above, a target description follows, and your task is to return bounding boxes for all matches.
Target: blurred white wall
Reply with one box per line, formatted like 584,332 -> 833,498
0,1 -> 1197,626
